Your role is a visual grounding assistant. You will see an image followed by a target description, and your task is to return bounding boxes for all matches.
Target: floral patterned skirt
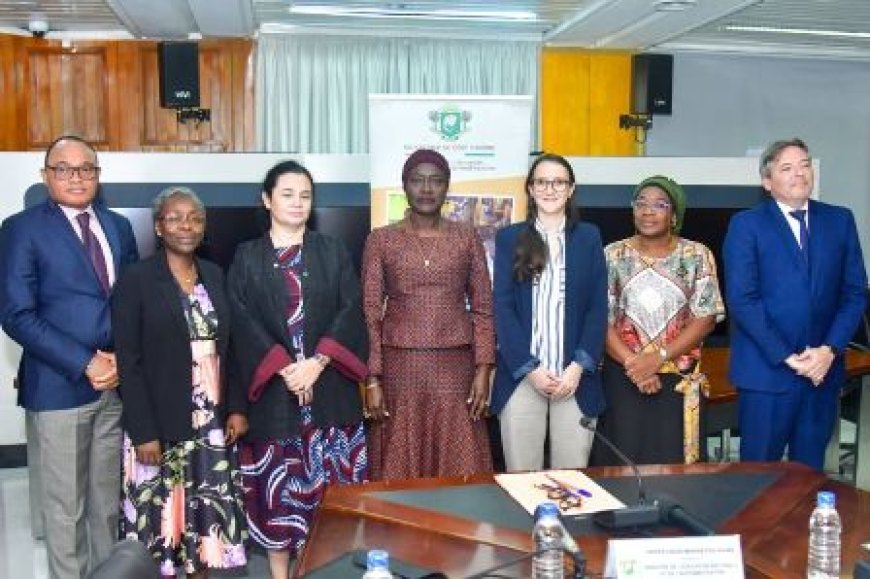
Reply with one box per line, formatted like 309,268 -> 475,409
239,405 -> 367,554
120,340 -> 248,577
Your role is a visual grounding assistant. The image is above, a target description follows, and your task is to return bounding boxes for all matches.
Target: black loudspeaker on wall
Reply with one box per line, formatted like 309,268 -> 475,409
631,53 -> 673,116
158,42 -> 200,108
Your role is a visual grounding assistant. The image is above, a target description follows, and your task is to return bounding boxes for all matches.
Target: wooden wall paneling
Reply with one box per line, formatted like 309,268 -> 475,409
0,35 -> 253,152
0,36 -> 20,150
113,41 -> 144,151
232,40 -> 255,151
65,48 -> 108,145
26,46 -> 56,147
99,42 -> 120,150
196,43 -> 227,151
25,44 -> 110,149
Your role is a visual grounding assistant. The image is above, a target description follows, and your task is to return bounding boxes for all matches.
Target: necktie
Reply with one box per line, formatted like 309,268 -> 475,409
789,209 -> 809,263
76,212 -> 111,294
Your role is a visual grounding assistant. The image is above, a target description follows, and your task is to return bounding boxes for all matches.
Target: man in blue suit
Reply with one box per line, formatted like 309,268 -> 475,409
723,138 -> 867,471
0,135 -> 139,578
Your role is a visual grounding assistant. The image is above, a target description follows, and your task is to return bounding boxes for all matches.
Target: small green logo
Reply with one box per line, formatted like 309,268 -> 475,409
619,558 -> 637,576
429,106 -> 471,141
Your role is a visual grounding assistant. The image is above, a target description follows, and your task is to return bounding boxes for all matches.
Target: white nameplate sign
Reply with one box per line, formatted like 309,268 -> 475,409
604,535 -> 744,578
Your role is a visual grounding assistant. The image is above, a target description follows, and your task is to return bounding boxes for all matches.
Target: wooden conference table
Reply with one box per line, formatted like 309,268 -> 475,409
296,462 -> 870,578
703,346 -> 870,488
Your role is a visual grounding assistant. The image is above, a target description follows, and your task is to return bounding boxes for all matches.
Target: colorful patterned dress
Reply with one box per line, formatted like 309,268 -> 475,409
591,237 -> 725,465
120,282 -> 248,577
239,245 -> 367,555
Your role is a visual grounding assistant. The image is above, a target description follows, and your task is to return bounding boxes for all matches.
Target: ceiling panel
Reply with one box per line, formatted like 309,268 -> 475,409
663,0 -> 870,58
0,0 -> 122,32
0,0 -> 867,60
544,0 -> 761,49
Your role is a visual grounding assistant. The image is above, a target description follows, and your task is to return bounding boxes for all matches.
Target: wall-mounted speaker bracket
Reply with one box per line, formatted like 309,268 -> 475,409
176,107 -> 211,126
619,113 -> 652,130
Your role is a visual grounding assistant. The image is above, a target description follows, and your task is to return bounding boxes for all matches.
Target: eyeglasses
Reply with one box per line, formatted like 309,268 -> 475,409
44,164 -> 100,181
531,178 -> 571,193
160,213 -> 206,227
632,199 -> 672,213
407,175 -> 448,188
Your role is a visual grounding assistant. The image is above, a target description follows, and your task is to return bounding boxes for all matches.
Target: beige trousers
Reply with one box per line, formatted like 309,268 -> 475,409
499,377 -> 595,472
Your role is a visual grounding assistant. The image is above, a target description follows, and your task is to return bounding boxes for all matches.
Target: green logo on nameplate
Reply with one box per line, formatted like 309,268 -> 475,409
429,106 -> 471,141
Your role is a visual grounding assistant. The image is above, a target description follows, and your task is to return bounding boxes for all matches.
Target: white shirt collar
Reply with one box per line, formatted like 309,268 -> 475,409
775,199 -> 809,218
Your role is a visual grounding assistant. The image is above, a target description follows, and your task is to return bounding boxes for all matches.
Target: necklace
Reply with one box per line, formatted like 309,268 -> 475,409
406,220 -> 440,268
173,263 -> 197,286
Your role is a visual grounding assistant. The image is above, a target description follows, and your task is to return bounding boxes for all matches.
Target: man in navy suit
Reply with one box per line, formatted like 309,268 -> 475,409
0,135 -> 139,578
724,138 -> 867,470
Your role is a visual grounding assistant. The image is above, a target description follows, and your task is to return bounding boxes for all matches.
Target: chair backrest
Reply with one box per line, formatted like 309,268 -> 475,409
86,540 -> 158,579
849,287 -> 870,351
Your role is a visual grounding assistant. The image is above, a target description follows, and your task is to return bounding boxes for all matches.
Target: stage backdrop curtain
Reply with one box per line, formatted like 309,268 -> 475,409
255,34 -> 538,154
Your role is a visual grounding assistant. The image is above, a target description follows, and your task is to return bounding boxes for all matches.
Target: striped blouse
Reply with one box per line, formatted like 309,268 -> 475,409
531,219 -> 566,374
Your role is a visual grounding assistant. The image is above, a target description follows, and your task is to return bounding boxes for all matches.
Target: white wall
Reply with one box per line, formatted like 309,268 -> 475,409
646,52 -> 870,270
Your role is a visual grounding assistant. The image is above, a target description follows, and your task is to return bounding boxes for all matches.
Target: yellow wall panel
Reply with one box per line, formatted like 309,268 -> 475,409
541,49 -> 590,155
541,49 -> 637,156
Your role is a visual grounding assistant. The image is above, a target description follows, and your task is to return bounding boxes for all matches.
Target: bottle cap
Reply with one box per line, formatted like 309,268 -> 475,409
535,501 -> 561,520
817,491 -> 835,508
367,549 -> 390,570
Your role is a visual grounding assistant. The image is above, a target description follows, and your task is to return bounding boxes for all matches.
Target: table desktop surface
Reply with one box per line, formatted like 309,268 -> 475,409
297,462 -> 870,579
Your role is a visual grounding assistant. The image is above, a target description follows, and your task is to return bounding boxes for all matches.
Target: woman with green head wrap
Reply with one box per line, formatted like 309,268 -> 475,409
589,175 -> 725,466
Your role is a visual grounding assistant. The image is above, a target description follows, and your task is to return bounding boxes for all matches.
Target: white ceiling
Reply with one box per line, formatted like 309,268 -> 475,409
0,0 -> 868,60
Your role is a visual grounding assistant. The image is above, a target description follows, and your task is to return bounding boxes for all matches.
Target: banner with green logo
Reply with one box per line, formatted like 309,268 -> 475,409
368,94 -> 533,271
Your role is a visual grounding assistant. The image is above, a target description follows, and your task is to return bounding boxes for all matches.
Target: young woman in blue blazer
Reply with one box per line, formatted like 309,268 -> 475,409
492,154 -> 608,471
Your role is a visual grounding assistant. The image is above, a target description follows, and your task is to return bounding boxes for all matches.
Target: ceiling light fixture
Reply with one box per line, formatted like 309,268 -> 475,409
288,5 -> 537,22
723,24 -> 870,39
653,0 -> 698,11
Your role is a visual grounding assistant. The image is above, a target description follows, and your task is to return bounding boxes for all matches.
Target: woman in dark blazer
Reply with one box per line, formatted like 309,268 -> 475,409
492,153 -> 608,471
228,160 -> 368,579
112,187 -> 248,579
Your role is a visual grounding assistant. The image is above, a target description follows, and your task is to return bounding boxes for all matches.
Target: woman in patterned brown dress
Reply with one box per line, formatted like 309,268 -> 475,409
362,148 -> 495,481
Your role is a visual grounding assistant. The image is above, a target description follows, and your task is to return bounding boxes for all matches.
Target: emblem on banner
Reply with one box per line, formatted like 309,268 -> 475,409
429,106 -> 471,141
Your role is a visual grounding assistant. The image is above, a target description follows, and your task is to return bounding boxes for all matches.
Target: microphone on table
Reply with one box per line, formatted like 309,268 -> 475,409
580,417 -> 717,536
579,417 -> 660,529
655,495 -> 716,536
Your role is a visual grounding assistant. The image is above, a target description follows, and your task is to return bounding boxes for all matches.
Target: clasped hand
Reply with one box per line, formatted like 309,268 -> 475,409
86,350 -> 118,391
785,346 -> 835,386
279,358 -> 323,405
527,362 -> 582,401
624,352 -> 664,395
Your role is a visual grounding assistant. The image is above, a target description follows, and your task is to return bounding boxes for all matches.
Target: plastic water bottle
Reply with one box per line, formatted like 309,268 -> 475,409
533,502 -> 565,579
807,491 -> 841,579
362,549 -> 393,579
